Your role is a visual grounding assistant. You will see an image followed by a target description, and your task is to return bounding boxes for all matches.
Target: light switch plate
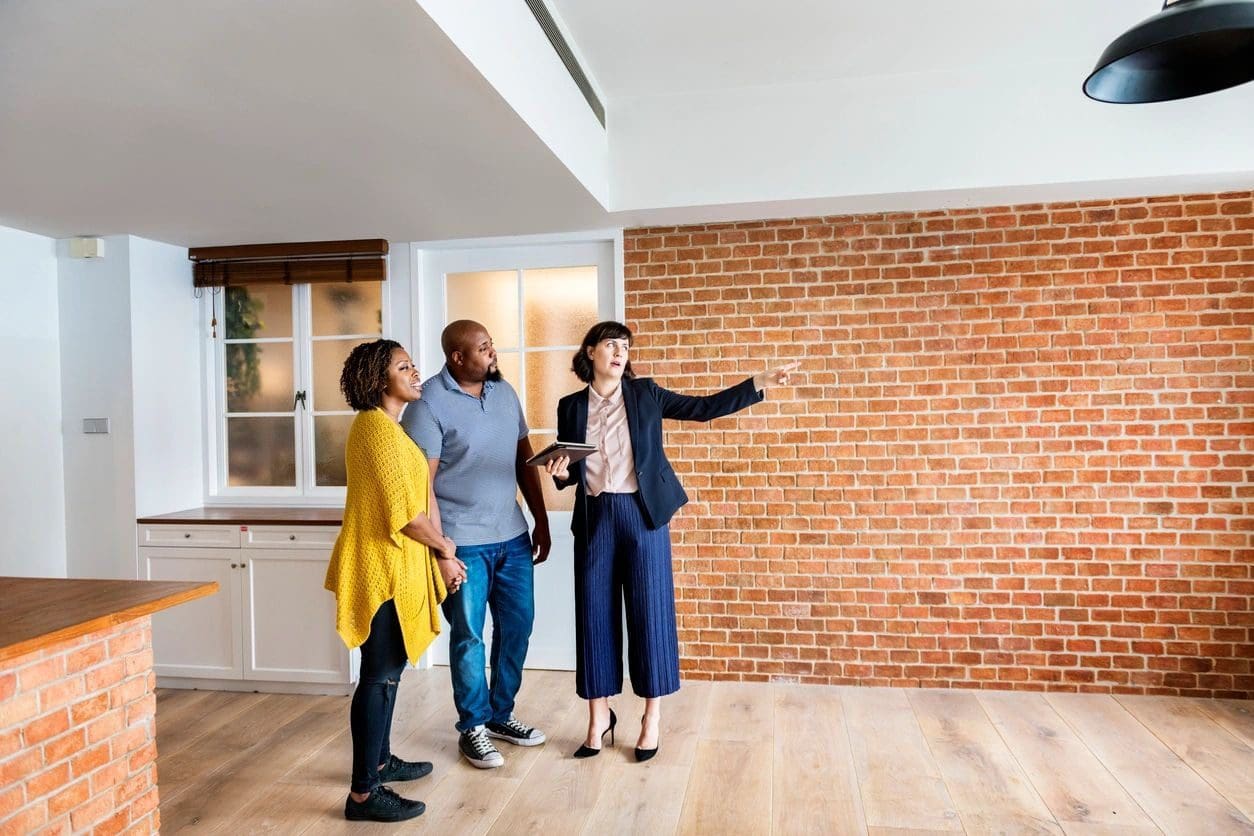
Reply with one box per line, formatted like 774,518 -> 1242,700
82,418 -> 110,434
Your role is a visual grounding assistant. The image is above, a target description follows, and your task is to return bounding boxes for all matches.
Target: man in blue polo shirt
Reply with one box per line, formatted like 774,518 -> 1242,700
401,320 -> 551,769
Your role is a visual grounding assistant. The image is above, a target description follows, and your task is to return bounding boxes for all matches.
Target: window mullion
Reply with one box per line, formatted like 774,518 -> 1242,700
295,283 -> 313,495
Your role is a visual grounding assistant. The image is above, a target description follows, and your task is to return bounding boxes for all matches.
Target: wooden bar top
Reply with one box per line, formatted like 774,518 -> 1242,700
137,506 -> 343,526
0,577 -> 218,663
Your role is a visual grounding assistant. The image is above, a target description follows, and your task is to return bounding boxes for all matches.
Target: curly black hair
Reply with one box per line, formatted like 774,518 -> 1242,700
572,321 -> 635,383
340,338 -> 404,411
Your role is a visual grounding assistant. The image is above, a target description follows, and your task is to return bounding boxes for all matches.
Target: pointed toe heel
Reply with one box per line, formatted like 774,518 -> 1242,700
573,709 -> 617,759
635,713 -> 658,763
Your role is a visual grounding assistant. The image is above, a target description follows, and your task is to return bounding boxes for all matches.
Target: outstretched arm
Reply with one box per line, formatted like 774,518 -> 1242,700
656,360 -> 801,422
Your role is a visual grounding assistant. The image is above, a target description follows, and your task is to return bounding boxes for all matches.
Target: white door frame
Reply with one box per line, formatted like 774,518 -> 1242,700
410,232 -> 622,671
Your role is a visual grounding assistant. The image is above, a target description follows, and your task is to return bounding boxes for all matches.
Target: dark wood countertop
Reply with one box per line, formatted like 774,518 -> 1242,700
0,577 -> 218,663
137,507 -> 343,526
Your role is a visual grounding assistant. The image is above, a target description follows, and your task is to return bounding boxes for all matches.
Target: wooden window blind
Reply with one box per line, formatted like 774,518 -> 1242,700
189,239 -> 388,287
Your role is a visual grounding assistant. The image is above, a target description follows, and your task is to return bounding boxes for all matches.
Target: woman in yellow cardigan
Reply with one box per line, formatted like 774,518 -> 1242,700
324,339 -> 467,823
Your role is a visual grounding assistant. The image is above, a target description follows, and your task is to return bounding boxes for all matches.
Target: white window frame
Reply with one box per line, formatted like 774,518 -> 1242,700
200,278 -> 392,505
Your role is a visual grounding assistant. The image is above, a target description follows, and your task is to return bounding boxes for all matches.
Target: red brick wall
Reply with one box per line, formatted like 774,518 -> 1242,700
0,619 -> 160,834
624,191 -> 1254,697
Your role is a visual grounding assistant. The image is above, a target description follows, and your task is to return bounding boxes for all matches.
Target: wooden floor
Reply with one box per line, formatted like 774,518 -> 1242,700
154,669 -> 1254,834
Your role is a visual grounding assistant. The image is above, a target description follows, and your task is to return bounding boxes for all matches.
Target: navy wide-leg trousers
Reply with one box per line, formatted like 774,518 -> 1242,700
575,492 -> 680,700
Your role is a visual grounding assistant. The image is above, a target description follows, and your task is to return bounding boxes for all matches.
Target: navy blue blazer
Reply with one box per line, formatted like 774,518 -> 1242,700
553,376 -> 764,538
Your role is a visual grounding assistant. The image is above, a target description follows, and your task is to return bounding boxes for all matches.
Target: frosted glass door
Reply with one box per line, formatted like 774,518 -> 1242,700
418,241 -> 616,671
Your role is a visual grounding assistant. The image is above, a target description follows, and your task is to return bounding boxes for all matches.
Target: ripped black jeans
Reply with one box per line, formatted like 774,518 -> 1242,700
350,599 -> 409,793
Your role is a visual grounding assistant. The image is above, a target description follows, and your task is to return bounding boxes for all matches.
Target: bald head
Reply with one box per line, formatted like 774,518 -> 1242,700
441,320 -> 500,386
441,320 -> 487,360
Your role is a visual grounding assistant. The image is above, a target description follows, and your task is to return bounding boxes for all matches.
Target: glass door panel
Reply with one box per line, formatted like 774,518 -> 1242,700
422,240 -> 616,671
446,270 -> 520,349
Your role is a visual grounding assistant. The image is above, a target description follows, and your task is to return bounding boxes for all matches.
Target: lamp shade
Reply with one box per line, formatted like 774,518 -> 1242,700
1084,0 -> 1254,103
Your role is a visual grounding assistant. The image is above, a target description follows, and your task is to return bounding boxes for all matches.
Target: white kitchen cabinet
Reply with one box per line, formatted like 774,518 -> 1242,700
143,547 -> 244,679
138,522 -> 354,693
241,547 -> 349,683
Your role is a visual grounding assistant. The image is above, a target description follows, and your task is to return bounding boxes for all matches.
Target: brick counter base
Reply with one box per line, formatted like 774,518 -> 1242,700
1,619 -> 159,834
625,191 -> 1253,697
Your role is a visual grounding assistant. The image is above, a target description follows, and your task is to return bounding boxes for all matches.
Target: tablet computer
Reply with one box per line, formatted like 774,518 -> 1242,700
525,440 -> 597,467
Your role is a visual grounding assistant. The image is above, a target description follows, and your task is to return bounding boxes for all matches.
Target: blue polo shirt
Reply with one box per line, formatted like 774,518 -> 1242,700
400,365 -> 529,546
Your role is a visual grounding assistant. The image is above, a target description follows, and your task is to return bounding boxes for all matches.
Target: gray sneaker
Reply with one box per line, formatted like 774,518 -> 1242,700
486,714 -> 547,747
459,725 -> 505,769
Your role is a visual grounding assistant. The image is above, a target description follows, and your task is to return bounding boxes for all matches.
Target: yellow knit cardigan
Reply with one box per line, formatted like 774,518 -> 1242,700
324,408 -> 447,664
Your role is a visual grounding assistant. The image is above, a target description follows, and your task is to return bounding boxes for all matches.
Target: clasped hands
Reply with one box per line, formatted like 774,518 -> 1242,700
434,535 -> 467,592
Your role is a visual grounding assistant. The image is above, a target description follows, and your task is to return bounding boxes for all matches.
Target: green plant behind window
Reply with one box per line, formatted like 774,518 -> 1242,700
225,286 -> 264,401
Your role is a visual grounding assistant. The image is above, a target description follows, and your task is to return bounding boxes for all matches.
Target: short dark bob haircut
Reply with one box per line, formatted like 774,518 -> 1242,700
340,338 -> 404,411
572,321 -> 636,384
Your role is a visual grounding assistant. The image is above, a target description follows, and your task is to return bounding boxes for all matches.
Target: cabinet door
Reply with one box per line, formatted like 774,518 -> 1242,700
241,549 -> 349,683
142,547 -> 243,678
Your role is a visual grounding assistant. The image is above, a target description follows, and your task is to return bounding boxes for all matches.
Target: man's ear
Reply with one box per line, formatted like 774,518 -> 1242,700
450,350 -> 463,367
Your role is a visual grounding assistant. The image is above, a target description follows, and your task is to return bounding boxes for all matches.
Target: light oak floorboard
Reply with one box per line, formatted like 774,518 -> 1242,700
157,692 -> 304,804
154,674 -> 1254,835
978,691 -> 1158,834
161,693 -> 344,832
841,687 -> 962,833
677,738 -> 772,836
581,762 -> 689,835
773,684 -> 866,836
1196,698 -> 1254,750
155,689 -> 269,764
1046,693 -> 1254,834
1116,695 -> 1254,821
702,680 -> 774,743
485,695 -> 607,835
908,689 -> 1061,835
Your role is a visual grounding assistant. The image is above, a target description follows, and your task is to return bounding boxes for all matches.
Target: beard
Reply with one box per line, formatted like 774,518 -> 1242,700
485,366 -> 503,382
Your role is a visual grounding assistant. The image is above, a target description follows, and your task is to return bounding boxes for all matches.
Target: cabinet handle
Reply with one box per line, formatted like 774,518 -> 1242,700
289,534 -> 296,541
239,562 -> 246,568
230,563 -> 238,568
184,533 -> 191,538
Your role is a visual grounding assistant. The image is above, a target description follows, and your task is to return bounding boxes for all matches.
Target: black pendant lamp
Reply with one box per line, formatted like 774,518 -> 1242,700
1084,0 -> 1254,103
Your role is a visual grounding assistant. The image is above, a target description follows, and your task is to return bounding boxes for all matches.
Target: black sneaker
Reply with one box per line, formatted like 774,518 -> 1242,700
344,785 -> 425,822
486,714 -> 547,747
459,725 -> 505,768
377,754 -> 433,782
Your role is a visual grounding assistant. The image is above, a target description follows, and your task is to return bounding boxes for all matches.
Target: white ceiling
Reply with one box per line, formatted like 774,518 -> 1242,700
553,0 -> 1161,100
1,0 -> 1249,248
0,0 -> 609,246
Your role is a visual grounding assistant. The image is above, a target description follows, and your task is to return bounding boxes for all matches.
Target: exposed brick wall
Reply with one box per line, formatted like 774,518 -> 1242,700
624,191 -> 1254,697
0,619 -> 160,834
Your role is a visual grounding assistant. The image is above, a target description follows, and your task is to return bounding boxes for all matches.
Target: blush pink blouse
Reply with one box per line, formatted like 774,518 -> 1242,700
584,385 -> 639,496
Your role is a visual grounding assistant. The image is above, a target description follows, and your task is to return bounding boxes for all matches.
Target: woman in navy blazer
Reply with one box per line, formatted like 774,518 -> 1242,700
547,321 -> 797,761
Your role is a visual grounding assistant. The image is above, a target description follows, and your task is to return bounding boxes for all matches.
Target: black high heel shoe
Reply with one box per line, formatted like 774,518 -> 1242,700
635,714 -> 658,763
573,709 -> 617,759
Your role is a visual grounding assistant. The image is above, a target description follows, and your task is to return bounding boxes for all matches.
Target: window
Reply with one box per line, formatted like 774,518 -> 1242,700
445,265 -> 600,512
209,280 -> 385,498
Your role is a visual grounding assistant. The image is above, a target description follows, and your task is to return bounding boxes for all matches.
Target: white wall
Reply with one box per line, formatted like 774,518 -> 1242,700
58,235 -> 204,578
58,236 -> 136,579
417,0 -> 610,207
129,236 -> 203,518
609,61 -> 1254,218
0,226 -> 67,577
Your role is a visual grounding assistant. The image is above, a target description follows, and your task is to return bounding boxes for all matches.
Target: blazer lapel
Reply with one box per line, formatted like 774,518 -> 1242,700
622,378 -> 641,447
572,386 -> 590,443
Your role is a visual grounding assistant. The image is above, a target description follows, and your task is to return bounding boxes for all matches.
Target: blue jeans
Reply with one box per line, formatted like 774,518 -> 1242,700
442,532 -> 534,732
